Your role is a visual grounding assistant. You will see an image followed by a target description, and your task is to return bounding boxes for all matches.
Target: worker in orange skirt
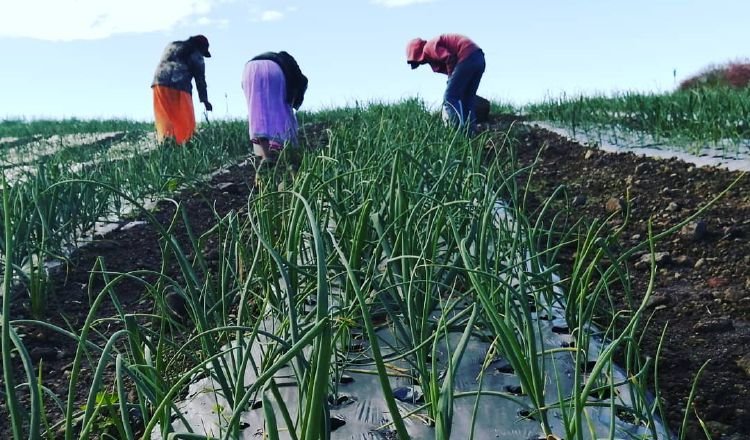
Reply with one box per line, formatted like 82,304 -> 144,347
151,35 -> 213,144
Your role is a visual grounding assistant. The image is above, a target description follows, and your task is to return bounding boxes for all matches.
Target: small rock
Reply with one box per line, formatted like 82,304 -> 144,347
646,294 -> 670,308
694,258 -> 706,270
584,150 -> 595,160
338,374 -> 355,384
215,182 -> 235,191
736,354 -> 750,376
707,277 -> 729,288
634,252 -> 671,269
660,187 -> 680,196
571,195 -> 587,207
631,234 -> 641,241
605,197 -> 625,213
666,202 -> 679,212
634,163 -> 649,174
722,287 -> 746,302
680,220 -> 708,241
693,316 -> 734,333
674,255 -> 692,266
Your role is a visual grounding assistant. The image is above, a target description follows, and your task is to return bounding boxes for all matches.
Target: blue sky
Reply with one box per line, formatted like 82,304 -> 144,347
1,0 -> 748,121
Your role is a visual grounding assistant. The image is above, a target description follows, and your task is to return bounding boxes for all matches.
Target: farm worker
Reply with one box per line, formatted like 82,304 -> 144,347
241,51 -> 308,166
151,35 -> 213,145
406,34 -> 486,133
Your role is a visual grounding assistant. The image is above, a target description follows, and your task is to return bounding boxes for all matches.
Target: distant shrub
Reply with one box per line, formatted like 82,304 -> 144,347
724,63 -> 750,87
679,60 -> 750,91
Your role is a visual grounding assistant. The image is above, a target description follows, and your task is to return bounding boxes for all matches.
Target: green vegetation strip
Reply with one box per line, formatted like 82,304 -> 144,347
526,87 -> 750,154
0,118 -> 152,140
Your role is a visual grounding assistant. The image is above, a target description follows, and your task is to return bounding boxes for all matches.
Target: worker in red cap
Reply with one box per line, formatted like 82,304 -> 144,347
151,35 -> 213,144
406,34 -> 485,134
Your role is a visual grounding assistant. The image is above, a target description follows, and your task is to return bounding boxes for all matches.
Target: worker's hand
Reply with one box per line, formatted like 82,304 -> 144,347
204,101 -> 213,112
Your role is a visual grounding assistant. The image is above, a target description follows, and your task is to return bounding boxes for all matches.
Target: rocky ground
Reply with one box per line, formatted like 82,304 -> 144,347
501,118 -> 750,440
2,117 -> 748,439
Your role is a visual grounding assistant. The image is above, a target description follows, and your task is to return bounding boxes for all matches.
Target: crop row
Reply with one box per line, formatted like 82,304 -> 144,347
0,120 -> 250,317
526,87 -> 750,154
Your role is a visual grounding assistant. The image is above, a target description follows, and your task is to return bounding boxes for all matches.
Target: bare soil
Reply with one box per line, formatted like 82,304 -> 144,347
498,117 -> 750,440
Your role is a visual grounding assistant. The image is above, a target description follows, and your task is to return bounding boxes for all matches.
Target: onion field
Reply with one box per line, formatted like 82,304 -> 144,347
1,100 -> 743,439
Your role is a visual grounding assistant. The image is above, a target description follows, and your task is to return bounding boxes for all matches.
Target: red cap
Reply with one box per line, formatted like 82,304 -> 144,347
406,38 -> 426,68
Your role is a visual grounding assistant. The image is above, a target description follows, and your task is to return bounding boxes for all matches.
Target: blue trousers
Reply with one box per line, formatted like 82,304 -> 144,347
444,49 -> 486,130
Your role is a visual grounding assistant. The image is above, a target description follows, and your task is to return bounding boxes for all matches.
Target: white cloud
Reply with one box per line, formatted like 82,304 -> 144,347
259,10 -> 284,21
196,16 -> 230,28
0,0 -> 221,41
371,0 -> 435,7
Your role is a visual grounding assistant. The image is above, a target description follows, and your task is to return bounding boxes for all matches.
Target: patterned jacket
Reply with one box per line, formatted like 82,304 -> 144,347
152,41 -> 209,103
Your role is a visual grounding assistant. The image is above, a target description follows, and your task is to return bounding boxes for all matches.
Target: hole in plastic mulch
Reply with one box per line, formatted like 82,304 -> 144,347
518,408 -> 540,422
504,384 -> 524,396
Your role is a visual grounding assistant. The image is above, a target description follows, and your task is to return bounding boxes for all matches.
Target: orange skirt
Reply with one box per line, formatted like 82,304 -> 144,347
153,86 -> 196,144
